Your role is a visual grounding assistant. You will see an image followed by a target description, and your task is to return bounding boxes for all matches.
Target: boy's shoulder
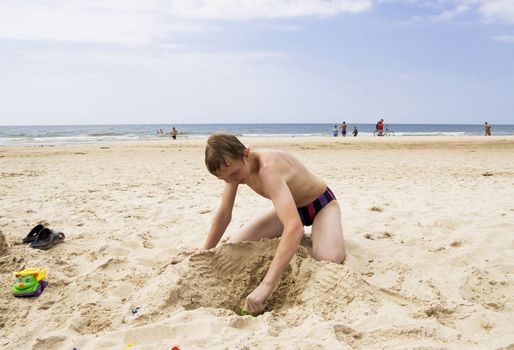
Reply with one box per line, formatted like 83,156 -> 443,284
254,150 -> 296,179
254,149 -> 289,165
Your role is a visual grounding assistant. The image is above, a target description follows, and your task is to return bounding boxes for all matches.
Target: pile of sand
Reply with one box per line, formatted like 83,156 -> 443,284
0,230 -> 7,255
133,239 -> 378,320
125,239 -> 474,348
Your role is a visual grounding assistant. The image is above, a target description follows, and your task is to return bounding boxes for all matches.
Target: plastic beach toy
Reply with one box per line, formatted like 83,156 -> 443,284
240,309 -> 251,316
240,308 -> 258,317
12,268 -> 48,297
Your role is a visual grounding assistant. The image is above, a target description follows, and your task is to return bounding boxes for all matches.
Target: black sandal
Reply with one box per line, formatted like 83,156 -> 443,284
23,224 -> 46,244
30,228 -> 65,250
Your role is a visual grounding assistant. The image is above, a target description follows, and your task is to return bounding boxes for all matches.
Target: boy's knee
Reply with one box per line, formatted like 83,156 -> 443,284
313,248 -> 346,264
228,236 -> 242,244
328,250 -> 346,264
336,249 -> 347,264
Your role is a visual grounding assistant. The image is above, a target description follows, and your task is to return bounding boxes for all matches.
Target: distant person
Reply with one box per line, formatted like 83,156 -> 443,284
484,122 -> 491,136
375,118 -> 384,136
157,128 -> 164,135
352,126 -> 358,137
170,127 -> 178,140
332,125 -> 338,137
340,122 -> 347,137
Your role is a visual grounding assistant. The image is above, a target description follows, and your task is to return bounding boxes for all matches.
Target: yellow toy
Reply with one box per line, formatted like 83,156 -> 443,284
12,268 -> 48,297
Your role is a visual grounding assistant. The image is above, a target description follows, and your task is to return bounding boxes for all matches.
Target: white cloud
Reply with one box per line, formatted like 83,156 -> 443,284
424,0 -> 514,24
431,3 -> 471,22
478,0 -> 514,24
0,0 -> 371,45
166,0 -> 372,19
375,0 -> 514,26
0,2 -> 189,45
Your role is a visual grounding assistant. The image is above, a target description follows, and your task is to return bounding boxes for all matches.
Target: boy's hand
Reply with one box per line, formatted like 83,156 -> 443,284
245,282 -> 274,315
170,248 -> 202,265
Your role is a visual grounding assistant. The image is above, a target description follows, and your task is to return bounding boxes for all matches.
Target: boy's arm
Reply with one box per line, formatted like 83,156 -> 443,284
246,169 -> 304,313
203,182 -> 238,250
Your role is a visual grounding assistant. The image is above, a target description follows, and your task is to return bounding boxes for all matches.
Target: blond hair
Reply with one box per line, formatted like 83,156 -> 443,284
205,133 -> 246,175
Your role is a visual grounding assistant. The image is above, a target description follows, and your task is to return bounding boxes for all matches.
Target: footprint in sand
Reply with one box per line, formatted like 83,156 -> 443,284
77,303 -> 113,334
432,218 -> 461,231
31,335 -> 67,349
459,268 -> 512,311
363,232 -> 393,240
334,322 -> 453,349
334,324 -> 363,347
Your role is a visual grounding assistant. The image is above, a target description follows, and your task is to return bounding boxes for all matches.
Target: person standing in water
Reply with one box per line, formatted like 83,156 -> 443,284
340,122 -> 347,137
375,119 -> 384,136
170,127 -> 178,140
484,122 -> 492,136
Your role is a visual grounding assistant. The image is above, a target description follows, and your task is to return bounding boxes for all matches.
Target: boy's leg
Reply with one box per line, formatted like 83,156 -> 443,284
311,200 -> 346,263
229,209 -> 284,243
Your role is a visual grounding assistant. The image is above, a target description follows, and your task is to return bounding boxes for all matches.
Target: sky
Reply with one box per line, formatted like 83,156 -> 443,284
1,0 -> 513,125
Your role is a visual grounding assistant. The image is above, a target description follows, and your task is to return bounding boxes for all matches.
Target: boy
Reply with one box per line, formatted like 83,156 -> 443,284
200,134 -> 345,314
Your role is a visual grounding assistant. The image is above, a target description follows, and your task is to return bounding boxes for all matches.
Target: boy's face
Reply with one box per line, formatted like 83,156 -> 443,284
216,156 -> 249,185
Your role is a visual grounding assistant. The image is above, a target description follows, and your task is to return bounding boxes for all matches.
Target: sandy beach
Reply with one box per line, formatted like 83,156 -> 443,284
1,136 -> 513,350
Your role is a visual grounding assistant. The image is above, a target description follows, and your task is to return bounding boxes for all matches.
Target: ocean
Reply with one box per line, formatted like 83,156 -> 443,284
0,123 -> 513,146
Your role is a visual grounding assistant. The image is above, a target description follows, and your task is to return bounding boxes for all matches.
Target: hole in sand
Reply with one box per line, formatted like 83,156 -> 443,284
175,240 -> 298,315
135,239 -> 379,322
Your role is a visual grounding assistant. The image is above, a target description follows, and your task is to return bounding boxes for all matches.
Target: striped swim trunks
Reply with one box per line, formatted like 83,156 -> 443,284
297,187 -> 336,226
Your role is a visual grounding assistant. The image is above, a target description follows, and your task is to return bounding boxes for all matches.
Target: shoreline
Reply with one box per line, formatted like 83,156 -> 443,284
1,134 -> 514,150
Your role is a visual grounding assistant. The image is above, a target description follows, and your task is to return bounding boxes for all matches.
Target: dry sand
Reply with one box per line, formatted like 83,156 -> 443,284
0,136 -> 513,349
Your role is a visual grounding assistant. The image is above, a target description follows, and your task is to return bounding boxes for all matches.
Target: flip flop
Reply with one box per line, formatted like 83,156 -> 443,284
23,224 -> 46,244
30,228 -> 65,250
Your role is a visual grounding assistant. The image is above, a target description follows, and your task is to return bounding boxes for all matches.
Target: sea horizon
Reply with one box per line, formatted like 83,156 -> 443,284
3,122 -> 514,126
1,123 -> 513,147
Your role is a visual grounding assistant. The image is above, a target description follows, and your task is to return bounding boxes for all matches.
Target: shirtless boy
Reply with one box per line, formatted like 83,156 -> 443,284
199,134 -> 346,314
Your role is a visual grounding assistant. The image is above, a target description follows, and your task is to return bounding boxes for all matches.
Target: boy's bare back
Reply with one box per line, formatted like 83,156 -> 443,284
219,149 -> 327,207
